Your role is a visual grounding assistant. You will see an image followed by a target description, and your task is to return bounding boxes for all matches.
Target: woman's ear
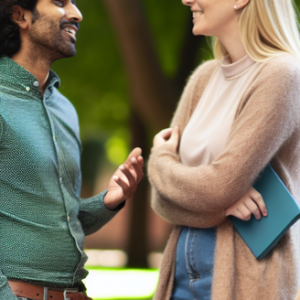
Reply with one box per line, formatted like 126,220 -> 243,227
11,5 -> 30,30
234,0 -> 251,10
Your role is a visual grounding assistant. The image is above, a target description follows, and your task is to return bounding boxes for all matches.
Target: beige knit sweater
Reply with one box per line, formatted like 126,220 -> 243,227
148,54 -> 300,300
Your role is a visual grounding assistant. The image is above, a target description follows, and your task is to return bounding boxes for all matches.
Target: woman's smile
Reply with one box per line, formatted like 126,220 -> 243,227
192,10 -> 203,19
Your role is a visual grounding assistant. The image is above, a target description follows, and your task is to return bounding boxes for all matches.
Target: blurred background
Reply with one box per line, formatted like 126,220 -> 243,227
52,0 -> 300,298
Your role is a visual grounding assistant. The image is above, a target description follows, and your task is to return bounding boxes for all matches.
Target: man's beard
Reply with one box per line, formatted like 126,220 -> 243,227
28,12 -> 77,62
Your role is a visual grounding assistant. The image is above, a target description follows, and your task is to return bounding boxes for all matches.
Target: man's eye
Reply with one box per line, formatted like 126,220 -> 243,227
54,0 -> 64,7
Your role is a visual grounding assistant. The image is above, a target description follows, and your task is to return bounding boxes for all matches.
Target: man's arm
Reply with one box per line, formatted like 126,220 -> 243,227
79,148 -> 144,235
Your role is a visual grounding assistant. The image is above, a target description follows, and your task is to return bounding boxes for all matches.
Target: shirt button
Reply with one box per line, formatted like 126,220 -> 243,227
26,87 -> 30,91
53,136 -> 56,142
67,215 -> 70,222
59,177 -> 63,184
33,81 -> 39,87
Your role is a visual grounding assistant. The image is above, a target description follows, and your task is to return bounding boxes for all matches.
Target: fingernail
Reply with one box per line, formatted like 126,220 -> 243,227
120,165 -> 125,170
113,175 -> 118,180
131,157 -> 137,164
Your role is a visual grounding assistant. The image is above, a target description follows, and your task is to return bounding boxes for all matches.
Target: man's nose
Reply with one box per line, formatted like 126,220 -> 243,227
65,2 -> 83,23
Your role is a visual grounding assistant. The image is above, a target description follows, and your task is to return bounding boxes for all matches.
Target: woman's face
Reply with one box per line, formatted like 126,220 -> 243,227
182,0 -> 238,38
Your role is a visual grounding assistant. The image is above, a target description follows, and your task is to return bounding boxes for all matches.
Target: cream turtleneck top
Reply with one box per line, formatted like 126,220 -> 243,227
180,55 -> 263,166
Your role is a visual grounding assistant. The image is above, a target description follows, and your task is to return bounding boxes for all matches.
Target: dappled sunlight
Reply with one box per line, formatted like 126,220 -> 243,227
105,134 -> 129,166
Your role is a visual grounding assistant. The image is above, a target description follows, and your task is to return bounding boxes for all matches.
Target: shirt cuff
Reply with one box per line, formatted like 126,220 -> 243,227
78,190 -> 125,235
102,190 -> 126,211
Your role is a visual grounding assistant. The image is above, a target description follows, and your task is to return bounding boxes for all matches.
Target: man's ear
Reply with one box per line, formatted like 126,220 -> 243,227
11,5 -> 30,30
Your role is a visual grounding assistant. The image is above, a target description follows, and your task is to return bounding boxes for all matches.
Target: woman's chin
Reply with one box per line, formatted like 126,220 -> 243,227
192,25 -> 207,36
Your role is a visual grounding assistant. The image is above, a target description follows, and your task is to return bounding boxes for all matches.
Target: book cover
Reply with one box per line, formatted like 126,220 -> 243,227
230,164 -> 300,260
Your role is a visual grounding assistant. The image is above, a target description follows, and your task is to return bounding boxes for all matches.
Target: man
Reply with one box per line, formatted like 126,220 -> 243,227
0,0 -> 144,299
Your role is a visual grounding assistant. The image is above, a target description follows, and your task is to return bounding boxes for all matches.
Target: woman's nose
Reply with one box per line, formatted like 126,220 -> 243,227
182,0 -> 195,6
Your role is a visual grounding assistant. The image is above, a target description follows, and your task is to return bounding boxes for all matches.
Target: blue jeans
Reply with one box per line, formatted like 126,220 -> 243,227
171,226 -> 216,300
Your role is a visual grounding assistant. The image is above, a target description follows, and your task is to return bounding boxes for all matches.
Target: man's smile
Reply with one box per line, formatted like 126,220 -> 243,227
62,24 -> 78,42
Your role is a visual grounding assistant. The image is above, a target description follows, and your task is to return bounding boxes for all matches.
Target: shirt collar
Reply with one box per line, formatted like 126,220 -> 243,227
0,55 -> 61,93
48,69 -> 61,89
220,55 -> 256,78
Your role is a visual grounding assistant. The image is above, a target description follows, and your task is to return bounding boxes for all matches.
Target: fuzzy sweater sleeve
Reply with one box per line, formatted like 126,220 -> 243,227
148,55 -> 300,228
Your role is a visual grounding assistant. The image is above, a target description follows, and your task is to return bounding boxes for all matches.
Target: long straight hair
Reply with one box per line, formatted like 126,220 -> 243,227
214,0 -> 300,61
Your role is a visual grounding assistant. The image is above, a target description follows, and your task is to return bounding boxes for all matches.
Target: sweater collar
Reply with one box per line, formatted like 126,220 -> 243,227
220,55 -> 255,79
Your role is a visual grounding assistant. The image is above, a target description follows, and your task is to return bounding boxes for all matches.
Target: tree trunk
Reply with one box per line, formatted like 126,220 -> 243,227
102,0 -> 178,131
126,111 -> 150,267
101,0 -> 206,268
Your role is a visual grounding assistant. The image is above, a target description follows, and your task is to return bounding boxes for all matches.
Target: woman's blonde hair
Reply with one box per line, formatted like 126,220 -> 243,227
214,0 -> 300,61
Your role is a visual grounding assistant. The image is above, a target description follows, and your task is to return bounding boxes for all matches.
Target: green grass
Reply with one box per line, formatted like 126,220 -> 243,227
85,267 -> 159,300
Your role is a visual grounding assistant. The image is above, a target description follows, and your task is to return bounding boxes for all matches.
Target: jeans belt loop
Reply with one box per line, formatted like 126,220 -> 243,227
43,287 -> 48,300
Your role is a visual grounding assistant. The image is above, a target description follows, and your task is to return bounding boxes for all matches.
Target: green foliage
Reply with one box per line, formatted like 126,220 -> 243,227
53,0 -> 130,139
53,0 -> 300,165
52,0 -> 191,164
141,0 -> 190,77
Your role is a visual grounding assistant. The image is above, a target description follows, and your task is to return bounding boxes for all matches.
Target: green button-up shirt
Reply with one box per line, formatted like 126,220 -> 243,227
0,56 -> 118,299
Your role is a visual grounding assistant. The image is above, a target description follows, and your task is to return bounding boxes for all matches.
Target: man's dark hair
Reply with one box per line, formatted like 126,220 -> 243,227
0,0 -> 38,57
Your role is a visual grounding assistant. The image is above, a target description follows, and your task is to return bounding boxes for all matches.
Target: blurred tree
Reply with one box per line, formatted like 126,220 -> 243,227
53,0 -> 300,268
52,0 -> 211,267
101,0 -> 212,267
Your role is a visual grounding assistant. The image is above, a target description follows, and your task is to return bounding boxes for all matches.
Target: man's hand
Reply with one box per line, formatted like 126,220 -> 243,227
104,147 -> 144,210
225,187 -> 267,220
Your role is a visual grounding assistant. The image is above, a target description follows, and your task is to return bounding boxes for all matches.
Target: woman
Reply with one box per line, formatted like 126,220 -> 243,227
147,0 -> 300,299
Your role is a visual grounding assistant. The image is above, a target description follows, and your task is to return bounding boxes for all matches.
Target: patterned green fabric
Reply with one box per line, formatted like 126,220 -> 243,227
0,56 -> 119,300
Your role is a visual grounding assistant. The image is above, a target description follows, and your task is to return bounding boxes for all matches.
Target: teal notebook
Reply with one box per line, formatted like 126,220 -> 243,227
230,164 -> 300,260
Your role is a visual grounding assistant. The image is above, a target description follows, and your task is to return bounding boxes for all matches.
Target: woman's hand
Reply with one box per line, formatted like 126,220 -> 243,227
151,126 -> 180,153
225,187 -> 268,221
104,147 -> 144,210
